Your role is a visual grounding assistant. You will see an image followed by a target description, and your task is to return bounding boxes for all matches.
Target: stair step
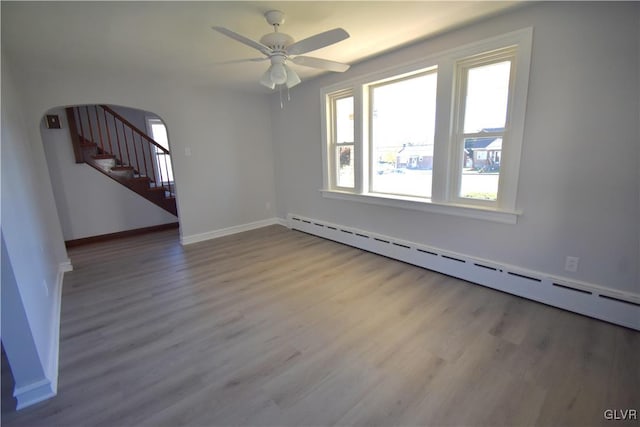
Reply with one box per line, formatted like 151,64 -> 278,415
92,154 -> 115,159
111,166 -> 134,179
91,155 -> 116,172
145,186 -> 167,202
126,175 -> 150,183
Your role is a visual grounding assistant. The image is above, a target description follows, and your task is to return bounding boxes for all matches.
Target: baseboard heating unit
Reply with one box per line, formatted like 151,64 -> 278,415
286,214 -> 639,331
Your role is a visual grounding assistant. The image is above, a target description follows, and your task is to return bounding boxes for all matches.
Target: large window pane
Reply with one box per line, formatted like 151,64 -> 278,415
370,72 -> 437,198
335,97 -> 354,144
463,61 -> 511,133
460,137 -> 500,200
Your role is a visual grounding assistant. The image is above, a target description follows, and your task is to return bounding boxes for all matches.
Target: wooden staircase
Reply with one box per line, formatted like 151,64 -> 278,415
65,106 -> 177,216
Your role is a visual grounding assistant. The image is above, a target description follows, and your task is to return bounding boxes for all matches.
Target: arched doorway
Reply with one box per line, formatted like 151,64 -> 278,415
40,104 -> 179,244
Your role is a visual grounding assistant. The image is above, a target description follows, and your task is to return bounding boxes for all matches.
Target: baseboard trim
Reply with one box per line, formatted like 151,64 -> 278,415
65,222 -> 179,248
286,213 -> 640,331
180,217 -> 285,246
13,376 -> 55,410
46,260 -> 71,394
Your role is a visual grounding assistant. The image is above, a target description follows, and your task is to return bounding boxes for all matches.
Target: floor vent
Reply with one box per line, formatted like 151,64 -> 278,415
286,213 -> 639,330
417,249 -> 438,256
507,271 -> 541,282
474,263 -> 498,271
552,283 -> 592,295
442,255 -> 465,263
392,242 -> 411,249
599,294 -> 640,307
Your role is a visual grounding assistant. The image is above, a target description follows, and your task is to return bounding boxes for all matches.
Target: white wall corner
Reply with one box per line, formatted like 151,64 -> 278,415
180,217 -> 287,245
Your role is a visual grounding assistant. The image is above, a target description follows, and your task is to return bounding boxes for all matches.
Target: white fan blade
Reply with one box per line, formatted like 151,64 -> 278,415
284,65 -> 301,88
287,28 -> 349,55
291,56 -> 350,72
212,26 -> 271,55
214,57 -> 269,65
259,68 -> 275,90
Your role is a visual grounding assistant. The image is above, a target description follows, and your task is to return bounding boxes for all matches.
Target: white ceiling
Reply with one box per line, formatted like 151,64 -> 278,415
1,1 -> 523,93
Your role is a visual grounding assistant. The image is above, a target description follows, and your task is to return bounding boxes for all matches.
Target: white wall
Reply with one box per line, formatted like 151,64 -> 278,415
10,65 -> 278,242
1,55 -> 69,406
41,107 -> 177,241
271,2 -> 640,296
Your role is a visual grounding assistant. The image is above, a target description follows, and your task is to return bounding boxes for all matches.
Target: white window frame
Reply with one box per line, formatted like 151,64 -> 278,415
327,90 -> 356,190
449,47 -> 517,209
320,28 -> 533,224
366,67 -> 438,199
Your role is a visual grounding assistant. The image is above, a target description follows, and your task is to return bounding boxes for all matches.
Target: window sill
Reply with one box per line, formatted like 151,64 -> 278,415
320,189 -> 521,224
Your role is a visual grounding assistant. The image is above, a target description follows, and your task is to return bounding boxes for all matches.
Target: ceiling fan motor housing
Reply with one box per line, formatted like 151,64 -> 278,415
260,32 -> 294,51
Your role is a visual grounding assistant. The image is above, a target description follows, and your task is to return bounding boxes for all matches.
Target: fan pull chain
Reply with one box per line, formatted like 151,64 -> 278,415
287,86 -> 291,101
279,86 -> 284,109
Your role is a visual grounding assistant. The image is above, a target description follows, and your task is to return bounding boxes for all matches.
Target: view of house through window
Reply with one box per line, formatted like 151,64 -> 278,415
370,71 -> 437,198
458,59 -> 512,201
322,29 -> 531,218
147,118 -> 174,185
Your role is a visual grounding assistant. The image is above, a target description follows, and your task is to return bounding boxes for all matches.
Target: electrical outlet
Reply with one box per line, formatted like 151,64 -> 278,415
565,256 -> 579,272
265,202 -> 271,211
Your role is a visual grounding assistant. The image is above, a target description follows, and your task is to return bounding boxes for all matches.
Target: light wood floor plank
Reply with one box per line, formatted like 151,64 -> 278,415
2,225 -> 638,426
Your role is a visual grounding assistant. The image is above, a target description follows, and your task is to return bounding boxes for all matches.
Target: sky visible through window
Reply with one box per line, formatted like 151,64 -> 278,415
464,61 -> 511,133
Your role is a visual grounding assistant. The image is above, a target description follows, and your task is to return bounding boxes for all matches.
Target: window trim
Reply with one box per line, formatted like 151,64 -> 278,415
449,47 -> 517,209
320,28 -> 533,223
366,67 -> 438,199
327,90 -> 356,190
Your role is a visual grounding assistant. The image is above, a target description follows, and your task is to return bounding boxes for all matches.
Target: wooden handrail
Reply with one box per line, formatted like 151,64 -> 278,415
100,105 -> 169,155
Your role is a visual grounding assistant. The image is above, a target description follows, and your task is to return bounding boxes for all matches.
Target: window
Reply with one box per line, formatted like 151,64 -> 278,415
321,29 -> 532,223
146,117 -> 174,185
370,70 -> 437,199
328,92 -> 355,189
452,49 -> 515,205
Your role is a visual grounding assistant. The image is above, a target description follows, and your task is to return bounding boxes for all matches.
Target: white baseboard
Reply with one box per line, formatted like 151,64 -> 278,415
46,260 -> 71,392
15,260 -> 70,409
14,378 -> 56,410
59,259 -> 73,273
286,213 -> 640,331
180,217 -> 286,246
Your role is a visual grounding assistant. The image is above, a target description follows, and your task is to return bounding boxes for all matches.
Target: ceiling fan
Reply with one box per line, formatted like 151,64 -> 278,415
212,10 -> 351,90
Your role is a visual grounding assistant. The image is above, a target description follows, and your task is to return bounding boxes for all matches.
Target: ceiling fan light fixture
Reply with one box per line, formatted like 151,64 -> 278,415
212,10 -> 351,93
284,65 -> 301,88
269,62 -> 287,85
260,68 -> 276,89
